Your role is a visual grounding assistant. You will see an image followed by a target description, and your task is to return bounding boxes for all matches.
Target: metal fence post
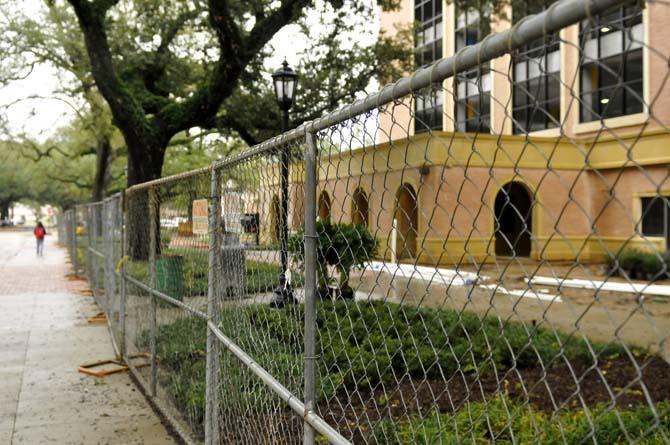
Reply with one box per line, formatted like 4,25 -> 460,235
104,200 -> 113,314
119,192 -> 127,360
303,130 -> 318,445
148,186 -> 158,397
205,166 -> 222,445
111,199 -> 118,313
86,206 -> 92,282
64,212 -> 69,260
71,209 -> 78,275
94,205 -> 101,291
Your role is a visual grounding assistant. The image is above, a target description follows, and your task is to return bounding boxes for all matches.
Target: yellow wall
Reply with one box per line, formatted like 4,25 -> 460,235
315,130 -> 670,264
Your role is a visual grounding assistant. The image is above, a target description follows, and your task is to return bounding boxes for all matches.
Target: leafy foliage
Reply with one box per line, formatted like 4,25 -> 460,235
147,299 -> 634,436
608,248 -> 670,280
372,397 -> 670,444
0,141 -> 90,213
0,0 -> 413,190
289,220 -> 378,294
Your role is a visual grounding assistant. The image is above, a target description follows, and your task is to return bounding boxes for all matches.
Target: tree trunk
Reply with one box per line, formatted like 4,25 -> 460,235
126,140 -> 165,260
0,200 -> 10,220
92,136 -> 113,202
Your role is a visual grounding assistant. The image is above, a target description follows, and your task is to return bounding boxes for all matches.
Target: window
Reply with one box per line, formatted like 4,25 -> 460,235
580,3 -> 644,122
415,88 -> 443,133
455,7 -> 491,132
414,0 -> 443,133
641,196 -> 670,249
512,1 -> 561,133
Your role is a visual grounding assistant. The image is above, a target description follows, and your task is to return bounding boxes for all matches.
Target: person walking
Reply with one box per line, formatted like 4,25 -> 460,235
34,222 -> 46,256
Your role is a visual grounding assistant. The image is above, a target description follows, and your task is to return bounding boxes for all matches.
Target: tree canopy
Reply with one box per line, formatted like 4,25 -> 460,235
2,0 -> 409,188
0,0 -> 411,220
0,141 -> 91,215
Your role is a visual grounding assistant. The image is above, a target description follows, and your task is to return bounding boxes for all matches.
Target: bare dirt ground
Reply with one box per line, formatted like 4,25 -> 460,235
316,354 -> 670,443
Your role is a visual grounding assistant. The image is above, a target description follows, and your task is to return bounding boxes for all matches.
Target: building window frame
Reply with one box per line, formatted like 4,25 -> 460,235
579,3 -> 644,123
454,6 -> 491,133
414,0 -> 444,133
512,1 -> 561,134
640,195 -> 670,249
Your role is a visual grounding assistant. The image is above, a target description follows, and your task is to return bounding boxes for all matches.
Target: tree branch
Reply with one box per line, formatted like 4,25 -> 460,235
244,0 -> 310,56
207,0 -> 241,57
66,0 -> 149,150
141,9 -> 200,96
20,142 -> 70,162
47,172 -> 91,189
154,0 -> 309,140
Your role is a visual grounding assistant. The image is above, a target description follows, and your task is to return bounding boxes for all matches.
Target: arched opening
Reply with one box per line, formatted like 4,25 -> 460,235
351,188 -> 369,227
318,191 -> 331,221
395,183 -> 418,260
494,182 -> 533,257
270,194 -> 281,242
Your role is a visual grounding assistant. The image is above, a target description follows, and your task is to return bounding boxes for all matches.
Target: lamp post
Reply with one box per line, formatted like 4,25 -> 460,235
271,59 -> 298,308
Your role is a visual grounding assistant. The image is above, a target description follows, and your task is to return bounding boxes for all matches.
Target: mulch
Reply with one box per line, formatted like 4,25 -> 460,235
316,354 -> 670,443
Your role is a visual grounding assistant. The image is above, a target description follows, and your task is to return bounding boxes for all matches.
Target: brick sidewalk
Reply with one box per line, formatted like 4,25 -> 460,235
0,232 -> 176,444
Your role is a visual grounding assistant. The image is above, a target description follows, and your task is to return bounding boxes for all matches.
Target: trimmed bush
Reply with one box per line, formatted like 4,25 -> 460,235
608,248 -> 669,280
290,221 -> 378,298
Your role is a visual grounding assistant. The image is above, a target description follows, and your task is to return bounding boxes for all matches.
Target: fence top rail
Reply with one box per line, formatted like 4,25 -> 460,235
125,165 -> 211,195
212,125 -> 308,171
102,192 -> 122,204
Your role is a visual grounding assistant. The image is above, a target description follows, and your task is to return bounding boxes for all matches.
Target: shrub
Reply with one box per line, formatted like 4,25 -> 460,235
609,248 -> 669,280
290,221 -> 378,298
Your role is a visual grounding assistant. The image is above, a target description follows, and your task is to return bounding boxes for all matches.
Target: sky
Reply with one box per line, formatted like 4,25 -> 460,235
0,0 -> 380,142
0,1 -> 75,141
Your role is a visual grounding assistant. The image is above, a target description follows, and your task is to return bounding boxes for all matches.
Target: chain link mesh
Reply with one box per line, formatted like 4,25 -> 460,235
211,139 -> 307,443
55,0 -> 670,443
122,169 -> 211,442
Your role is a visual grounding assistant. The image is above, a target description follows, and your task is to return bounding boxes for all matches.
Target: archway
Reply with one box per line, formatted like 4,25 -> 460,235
270,194 -> 281,242
494,182 -> 533,257
395,183 -> 418,260
318,191 -> 331,221
352,188 -> 369,227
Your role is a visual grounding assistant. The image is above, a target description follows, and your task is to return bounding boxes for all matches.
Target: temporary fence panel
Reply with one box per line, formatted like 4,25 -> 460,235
209,136 -> 311,443
55,0 -> 670,443
123,169 -> 212,443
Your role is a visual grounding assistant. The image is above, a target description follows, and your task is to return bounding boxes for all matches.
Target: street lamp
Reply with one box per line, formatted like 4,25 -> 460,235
270,59 -> 298,308
272,60 -> 298,131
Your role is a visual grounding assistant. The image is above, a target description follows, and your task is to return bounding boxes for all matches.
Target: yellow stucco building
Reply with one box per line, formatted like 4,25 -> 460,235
251,1 -> 669,267
310,0 -> 670,266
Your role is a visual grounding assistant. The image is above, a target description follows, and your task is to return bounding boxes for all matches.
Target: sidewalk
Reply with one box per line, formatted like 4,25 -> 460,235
0,231 -> 175,444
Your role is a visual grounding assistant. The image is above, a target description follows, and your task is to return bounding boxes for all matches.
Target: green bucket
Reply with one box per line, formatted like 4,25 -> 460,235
155,255 -> 184,301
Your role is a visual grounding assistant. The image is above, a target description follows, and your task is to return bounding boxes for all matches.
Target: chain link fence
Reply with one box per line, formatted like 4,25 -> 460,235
57,0 -> 669,443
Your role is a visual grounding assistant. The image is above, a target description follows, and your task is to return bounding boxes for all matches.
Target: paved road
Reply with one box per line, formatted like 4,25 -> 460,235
0,230 -> 175,444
